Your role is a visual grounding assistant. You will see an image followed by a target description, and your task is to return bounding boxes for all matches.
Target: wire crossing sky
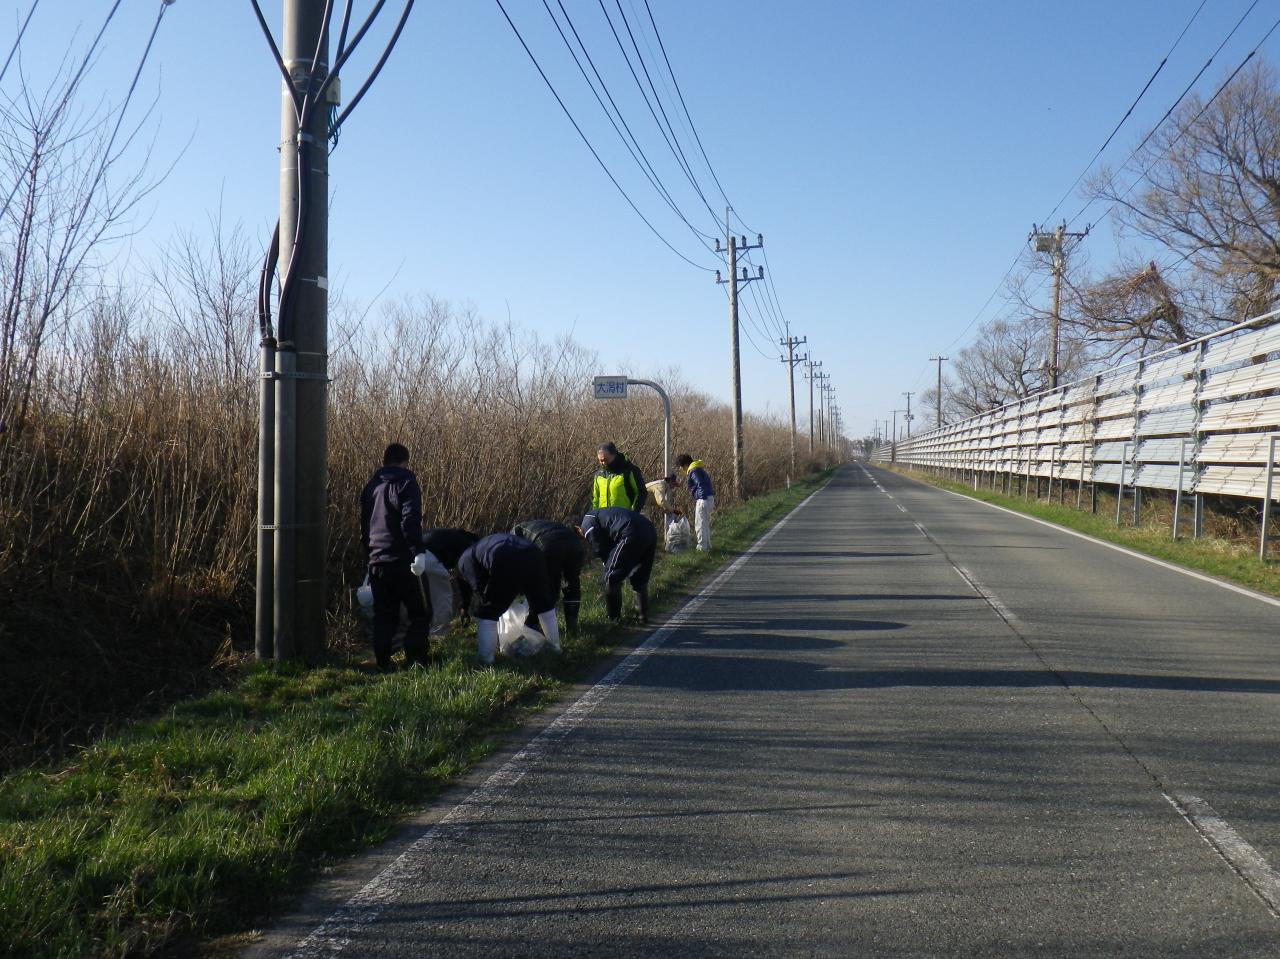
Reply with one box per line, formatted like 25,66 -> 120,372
5,1 -> 1277,432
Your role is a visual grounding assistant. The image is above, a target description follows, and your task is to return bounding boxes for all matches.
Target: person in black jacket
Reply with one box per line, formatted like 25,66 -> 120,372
512,519 -> 585,637
419,527 -> 479,634
458,533 -> 562,664
581,506 -> 657,623
359,443 -> 430,670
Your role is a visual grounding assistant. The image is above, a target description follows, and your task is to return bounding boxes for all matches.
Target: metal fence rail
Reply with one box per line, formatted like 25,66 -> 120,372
872,308 -> 1280,558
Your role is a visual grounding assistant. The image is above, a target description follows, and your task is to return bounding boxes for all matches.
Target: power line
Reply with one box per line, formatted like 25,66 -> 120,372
1066,0 -> 1261,228
595,0 -> 720,228
1079,10 -> 1280,233
639,0 -> 736,212
542,0 -> 717,248
493,0 -> 717,272
1037,0 -> 1209,226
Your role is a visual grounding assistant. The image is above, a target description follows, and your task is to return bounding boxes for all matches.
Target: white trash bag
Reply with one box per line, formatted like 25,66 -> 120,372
665,516 -> 692,553
497,597 -> 547,657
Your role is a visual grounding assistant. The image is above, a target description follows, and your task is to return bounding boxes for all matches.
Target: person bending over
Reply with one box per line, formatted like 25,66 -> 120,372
458,532 -> 562,664
580,507 -> 657,624
512,519 -> 586,637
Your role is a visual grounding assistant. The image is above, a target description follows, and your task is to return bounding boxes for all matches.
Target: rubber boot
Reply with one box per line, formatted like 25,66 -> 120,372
476,619 -> 498,665
537,609 -> 562,653
636,586 -> 650,625
564,601 -> 580,638
605,584 -> 623,621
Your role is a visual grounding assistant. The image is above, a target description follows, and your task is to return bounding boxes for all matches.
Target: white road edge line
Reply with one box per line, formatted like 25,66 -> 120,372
896,472 -> 1280,611
1164,792 -> 1280,918
282,482 -> 830,958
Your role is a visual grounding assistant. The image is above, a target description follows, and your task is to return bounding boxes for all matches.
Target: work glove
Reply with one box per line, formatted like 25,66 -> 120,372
410,552 -> 429,576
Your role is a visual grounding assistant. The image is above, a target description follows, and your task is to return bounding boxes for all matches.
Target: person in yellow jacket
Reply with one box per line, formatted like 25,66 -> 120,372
592,442 -> 648,513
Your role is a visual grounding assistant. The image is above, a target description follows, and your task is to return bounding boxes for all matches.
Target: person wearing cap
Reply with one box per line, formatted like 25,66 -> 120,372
645,473 -> 683,530
580,506 -> 657,624
511,519 -> 586,637
359,442 -> 430,670
676,453 -> 715,551
458,532 -> 562,664
592,442 -> 648,513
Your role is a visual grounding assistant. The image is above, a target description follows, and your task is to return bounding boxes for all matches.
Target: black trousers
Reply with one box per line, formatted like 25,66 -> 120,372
526,546 -> 583,628
471,547 -> 555,621
370,562 -> 431,668
603,534 -> 655,591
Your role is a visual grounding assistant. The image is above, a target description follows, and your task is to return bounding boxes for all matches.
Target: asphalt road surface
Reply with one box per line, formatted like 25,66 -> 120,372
259,465 -> 1280,958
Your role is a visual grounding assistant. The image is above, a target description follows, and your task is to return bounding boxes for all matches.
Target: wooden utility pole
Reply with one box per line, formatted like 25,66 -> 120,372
715,213 -> 763,499
779,330 -> 807,480
929,355 -> 948,429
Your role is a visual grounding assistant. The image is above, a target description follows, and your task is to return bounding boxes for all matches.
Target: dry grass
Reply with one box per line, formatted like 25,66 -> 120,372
0,263 -> 837,768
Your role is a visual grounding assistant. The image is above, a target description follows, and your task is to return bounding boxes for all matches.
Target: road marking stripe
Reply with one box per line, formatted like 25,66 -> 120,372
283,482 -> 830,957
888,470 -> 1280,611
1164,792 -> 1280,918
950,562 -> 1024,627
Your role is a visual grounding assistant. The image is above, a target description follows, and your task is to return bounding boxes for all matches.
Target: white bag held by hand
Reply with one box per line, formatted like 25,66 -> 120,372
497,598 -> 547,657
665,516 -> 692,553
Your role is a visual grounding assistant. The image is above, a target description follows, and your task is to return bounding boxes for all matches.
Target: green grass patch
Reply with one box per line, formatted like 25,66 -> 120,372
0,471 -> 831,958
888,466 -> 1280,598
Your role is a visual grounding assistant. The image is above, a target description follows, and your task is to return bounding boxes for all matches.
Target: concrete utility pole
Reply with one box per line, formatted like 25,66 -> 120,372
272,0 -> 331,660
822,382 -> 836,447
1029,221 -> 1089,390
804,359 -> 822,454
902,391 -> 914,438
779,330 -> 807,480
715,211 -> 764,500
813,371 -> 831,447
930,355 -> 948,429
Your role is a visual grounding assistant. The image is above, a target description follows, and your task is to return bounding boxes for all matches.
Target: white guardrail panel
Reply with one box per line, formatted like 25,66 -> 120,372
873,309 -> 1280,508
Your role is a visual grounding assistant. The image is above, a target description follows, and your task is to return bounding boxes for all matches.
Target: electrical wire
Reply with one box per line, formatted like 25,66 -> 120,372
595,0 -> 721,228
333,0 -> 413,130
934,1 -> 1261,360
542,0 -> 718,249
1086,11 -> 1280,233
638,0 -> 735,213
1066,0 -> 1261,229
1036,0 -> 1209,227
493,0 -> 717,272
0,0 -> 40,88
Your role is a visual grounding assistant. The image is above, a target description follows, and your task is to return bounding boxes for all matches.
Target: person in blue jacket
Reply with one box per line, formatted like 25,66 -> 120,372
676,453 -> 715,551
580,507 -> 657,623
458,533 -> 562,664
359,443 -> 430,670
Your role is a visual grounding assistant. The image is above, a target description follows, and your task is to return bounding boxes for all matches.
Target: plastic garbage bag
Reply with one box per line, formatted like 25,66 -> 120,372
665,516 -> 692,553
497,597 -> 547,657
354,569 -> 406,652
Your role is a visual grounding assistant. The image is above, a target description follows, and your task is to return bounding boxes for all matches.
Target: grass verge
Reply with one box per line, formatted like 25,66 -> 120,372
887,466 -> 1280,598
0,470 -> 832,958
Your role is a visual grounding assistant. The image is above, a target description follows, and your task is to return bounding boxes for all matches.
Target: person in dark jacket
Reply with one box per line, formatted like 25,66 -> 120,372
359,443 -> 430,670
419,527 -> 479,634
580,507 -> 657,623
592,442 -> 648,512
458,533 -> 562,664
512,519 -> 585,637
676,453 -> 716,551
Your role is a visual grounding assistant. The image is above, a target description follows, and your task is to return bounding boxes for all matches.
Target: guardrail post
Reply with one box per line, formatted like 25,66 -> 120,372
1116,441 -> 1130,525
1261,434 -> 1280,561
1173,438 -> 1187,540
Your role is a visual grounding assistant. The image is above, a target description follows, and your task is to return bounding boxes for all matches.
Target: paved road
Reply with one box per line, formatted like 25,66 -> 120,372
262,465 -> 1280,957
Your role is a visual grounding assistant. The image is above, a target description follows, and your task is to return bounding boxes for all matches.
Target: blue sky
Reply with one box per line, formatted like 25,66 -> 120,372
8,1 -> 1276,436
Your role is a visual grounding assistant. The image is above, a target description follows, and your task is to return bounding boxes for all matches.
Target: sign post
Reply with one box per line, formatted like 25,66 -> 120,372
592,376 -> 671,479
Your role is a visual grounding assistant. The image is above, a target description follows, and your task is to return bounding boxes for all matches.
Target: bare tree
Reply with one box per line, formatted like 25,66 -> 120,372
945,315 -> 1048,418
0,8 -> 162,446
1092,59 -> 1280,327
